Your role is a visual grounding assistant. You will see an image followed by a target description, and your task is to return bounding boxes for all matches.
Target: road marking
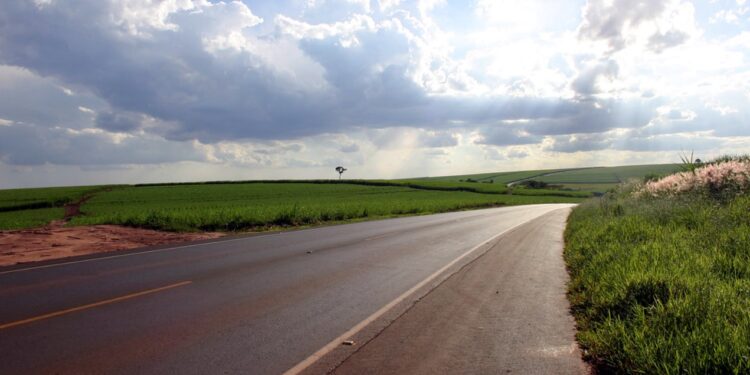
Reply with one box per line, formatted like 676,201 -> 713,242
0,281 -> 192,330
281,210 -> 558,375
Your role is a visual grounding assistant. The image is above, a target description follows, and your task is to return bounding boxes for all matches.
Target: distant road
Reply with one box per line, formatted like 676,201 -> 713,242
0,204 -> 585,374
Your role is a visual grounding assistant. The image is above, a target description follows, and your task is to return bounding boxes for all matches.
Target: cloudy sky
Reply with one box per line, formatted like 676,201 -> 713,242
0,0 -> 748,188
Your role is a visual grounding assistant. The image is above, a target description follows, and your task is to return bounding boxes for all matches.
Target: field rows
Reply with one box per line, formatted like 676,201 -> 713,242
0,163 -> 677,231
71,183 -> 582,232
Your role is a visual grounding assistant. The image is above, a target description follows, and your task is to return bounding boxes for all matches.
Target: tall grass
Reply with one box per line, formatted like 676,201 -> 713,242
565,163 -> 750,373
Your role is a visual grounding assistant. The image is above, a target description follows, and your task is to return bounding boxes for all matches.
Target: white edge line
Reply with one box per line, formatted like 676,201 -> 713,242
282,211 -> 554,375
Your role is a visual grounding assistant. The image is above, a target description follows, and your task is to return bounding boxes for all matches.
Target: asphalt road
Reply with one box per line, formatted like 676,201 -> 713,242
332,208 -> 588,375
0,204 -> 584,374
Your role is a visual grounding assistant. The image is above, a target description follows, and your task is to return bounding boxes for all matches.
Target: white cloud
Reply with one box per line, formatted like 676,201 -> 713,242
0,0 -> 748,187
111,0 -> 210,36
578,0 -> 697,53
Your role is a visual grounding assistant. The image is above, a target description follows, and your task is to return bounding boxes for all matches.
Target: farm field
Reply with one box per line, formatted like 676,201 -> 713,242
363,179 -> 590,197
428,164 -> 681,193
0,207 -> 65,230
0,185 -> 110,230
0,185 -> 107,211
69,183 -> 583,232
414,168 -> 567,184
0,163 -> 679,232
536,164 -> 681,192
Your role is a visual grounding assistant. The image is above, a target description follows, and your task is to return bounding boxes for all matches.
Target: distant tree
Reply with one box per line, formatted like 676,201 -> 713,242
335,166 -> 347,180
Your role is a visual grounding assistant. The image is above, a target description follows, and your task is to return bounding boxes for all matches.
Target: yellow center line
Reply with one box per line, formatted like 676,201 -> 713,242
0,280 -> 192,330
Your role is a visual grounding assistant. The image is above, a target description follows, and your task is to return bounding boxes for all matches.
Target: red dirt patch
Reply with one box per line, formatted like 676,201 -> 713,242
0,221 -> 224,267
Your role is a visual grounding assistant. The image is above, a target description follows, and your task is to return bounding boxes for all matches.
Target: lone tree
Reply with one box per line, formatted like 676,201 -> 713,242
335,166 -> 347,180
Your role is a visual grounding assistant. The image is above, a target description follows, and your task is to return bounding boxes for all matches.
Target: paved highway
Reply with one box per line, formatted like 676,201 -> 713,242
0,204 -> 585,374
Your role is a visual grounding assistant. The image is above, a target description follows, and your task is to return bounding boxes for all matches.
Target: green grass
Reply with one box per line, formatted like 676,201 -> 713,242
565,186 -> 750,373
70,183 -> 583,232
0,207 -> 66,230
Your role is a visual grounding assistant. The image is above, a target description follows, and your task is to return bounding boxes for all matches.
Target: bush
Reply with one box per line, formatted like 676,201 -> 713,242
519,180 -> 549,189
636,159 -> 750,201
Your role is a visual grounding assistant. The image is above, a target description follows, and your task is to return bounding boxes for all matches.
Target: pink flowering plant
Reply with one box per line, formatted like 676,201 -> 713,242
636,159 -> 750,200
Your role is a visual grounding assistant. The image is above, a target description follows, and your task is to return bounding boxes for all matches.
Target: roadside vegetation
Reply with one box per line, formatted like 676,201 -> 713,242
565,156 -> 750,374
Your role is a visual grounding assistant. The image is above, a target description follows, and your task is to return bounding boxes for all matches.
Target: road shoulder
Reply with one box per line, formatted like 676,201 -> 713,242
330,208 -> 589,374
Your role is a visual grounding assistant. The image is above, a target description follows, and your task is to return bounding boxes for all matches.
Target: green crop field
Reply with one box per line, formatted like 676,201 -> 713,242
537,164 -> 681,184
362,179 -> 589,197
534,164 -> 681,193
420,164 -> 680,193
0,163 -> 677,232
69,182 -> 583,232
0,185 -> 106,211
0,185 -> 110,230
415,169 -> 567,184
0,207 -> 66,230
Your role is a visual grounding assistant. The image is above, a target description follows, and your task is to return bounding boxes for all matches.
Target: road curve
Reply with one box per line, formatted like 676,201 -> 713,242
0,204 -> 581,374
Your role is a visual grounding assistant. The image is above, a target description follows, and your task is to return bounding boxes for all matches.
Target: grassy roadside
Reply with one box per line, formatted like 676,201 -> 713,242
564,161 -> 750,373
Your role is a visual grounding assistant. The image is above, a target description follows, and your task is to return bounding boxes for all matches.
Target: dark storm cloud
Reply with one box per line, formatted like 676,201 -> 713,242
0,0 -> 619,147
0,1 -> 340,142
0,66 -> 102,128
0,123 -> 206,165
95,111 -> 141,132
1,0 -> 728,172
